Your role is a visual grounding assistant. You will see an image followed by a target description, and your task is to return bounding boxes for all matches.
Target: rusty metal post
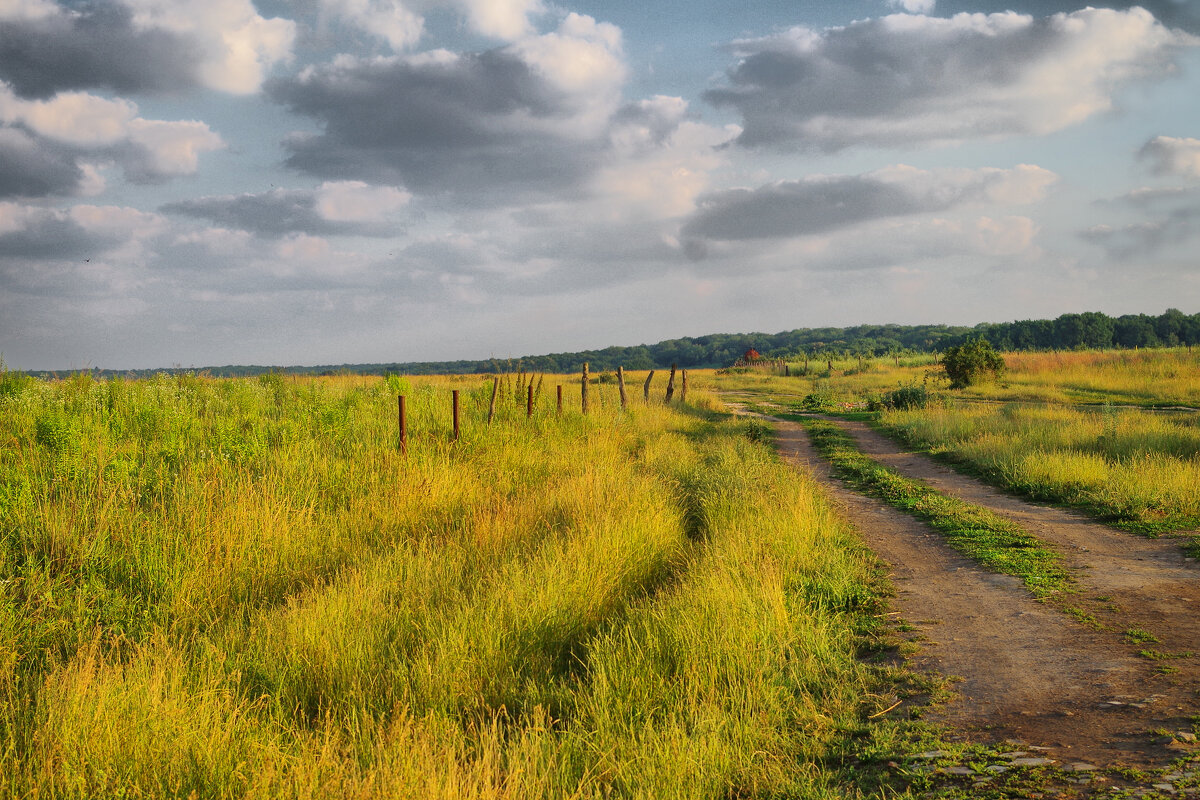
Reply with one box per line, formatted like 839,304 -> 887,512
581,363 -> 590,415
452,389 -> 460,441
527,383 -> 533,418
556,384 -> 563,416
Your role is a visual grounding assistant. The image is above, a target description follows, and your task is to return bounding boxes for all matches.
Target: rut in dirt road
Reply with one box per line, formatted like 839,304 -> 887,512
767,416 -> 1200,769
831,416 -> 1200,659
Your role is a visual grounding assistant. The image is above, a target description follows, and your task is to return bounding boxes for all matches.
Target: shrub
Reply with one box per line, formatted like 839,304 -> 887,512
941,337 -> 1006,389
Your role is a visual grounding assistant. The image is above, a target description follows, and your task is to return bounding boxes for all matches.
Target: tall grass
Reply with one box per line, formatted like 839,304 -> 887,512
0,371 -> 914,798
880,402 -> 1200,534
712,347 -> 1200,410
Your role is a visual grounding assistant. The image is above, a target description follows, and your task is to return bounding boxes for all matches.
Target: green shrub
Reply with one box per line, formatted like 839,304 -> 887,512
941,337 -> 1005,389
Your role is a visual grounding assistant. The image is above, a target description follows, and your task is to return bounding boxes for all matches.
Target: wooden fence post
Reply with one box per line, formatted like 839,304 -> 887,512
643,370 -> 654,402
398,395 -> 407,454
680,369 -> 687,403
616,366 -> 627,410
665,364 -> 676,402
581,363 -> 590,415
487,376 -> 499,425
527,383 -> 534,418
452,389 -> 460,441
556,384 -> 563,416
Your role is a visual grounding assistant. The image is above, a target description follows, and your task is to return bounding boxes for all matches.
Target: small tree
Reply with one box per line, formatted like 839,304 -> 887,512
941,337 -> 1005,389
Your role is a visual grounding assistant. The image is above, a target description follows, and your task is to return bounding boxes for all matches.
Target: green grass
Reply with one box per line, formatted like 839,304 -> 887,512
0,370 -> 954,799
792,417 -> 1073,599
878,402 -> 1200,536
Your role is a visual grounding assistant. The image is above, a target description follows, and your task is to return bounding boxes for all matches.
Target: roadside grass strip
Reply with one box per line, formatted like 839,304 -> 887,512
796,417 -> 1074,600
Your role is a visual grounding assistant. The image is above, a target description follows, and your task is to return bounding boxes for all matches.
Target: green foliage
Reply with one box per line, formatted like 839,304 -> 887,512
941,337 -> 1006,389
383,372 -> 412,396
869,382 -> 930,412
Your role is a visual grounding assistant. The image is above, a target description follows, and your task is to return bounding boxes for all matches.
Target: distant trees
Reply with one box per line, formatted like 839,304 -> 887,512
941,337 -> 1006,389
35,308 -> 1198,380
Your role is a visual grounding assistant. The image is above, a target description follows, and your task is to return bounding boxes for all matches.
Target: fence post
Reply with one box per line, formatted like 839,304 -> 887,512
643,370 -> 654,402
581,363 -> 590,414
527,383 -> 534,418
680,369 -> 687,403
556,384 -> 563,416
665,364 -> 676,402
452,389 -> 460,441
616,366 -> 628,410
398,395 -> 407,454
487,376 -> 499,425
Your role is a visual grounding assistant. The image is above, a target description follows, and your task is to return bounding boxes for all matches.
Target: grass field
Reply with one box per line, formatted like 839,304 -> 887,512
714,347 -> 1200,410
714,348 -> 1200,539
0,369 -> 938,798
879,402 -> 1200,537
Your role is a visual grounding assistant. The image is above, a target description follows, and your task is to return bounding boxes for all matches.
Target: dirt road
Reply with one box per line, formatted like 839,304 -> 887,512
767,416 -> 1200,769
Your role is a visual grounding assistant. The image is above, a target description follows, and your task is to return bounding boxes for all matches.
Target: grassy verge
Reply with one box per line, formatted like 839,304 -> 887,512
877,403 -> 1200,541
791,416 -> 1073,599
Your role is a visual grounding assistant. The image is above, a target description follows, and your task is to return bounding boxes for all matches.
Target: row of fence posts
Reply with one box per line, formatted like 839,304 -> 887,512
397,363 -> 687,453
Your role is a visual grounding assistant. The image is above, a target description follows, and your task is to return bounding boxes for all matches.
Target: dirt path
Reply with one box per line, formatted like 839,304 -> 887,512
764,416 -> 1200,769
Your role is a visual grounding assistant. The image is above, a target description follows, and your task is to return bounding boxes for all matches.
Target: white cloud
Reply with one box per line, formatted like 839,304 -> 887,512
455,0 -> 543,41
317,0 -> 424,50
124,0 -> 296,93
512,13 -> 626,132
0,89 -> 138,146
0,0 -> 59,20
0,84 -> 224,185
707,7 -> 1198,151
593,96 -> 738,219
887,0 -> 936,13
314,181 -> 412,223
125,118 -> 224,177
1140,135 -> 1200,179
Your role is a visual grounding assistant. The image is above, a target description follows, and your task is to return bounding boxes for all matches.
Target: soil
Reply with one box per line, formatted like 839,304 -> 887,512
761,414 -> 1200,770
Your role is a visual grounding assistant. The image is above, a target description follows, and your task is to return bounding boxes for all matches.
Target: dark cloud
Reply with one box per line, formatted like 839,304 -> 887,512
705,8 -> 1193,151
0,214 -> 110,261
163,188 -> 400,237
1084,186 -> 1200,257
0,3 -> 202,99
268,50 -> 606,200
680,166 -> 1051,244
0,129 -> 84,198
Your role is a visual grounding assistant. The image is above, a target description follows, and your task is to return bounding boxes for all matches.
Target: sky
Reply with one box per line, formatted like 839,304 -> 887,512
2,0 -> 1200,370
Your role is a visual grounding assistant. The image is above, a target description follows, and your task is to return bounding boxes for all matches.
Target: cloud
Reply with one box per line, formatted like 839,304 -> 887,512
163,181 -> 411,236
0,85 -> 224,195
269,14 -> 627,200
888,0 -> 936,13
0,202 -> 164,260
1140,135 -> 1200,179
705,7 -> 1197,151
937,2 -> 1200,35
315,0 -> 544,49
0,127 -> 85,198
1083,210 -> 1200,258
681,164 -> 1056,244
0,0 -> 294,98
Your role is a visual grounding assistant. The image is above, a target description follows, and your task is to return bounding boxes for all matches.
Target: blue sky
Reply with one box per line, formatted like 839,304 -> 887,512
2,0 -> 1199,370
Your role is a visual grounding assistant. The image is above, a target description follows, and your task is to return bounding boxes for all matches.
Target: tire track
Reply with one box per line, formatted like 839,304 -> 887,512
765,415 -> 1200,768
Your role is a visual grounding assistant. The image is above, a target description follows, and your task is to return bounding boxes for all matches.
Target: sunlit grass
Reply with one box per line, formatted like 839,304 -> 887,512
0,369 -> 925,798
880,402 -> 1200,534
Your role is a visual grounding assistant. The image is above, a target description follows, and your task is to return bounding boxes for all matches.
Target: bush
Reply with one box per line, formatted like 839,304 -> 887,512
941,337 -> 1005,389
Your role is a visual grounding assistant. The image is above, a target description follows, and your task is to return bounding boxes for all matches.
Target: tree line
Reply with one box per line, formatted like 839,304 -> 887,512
29,309 -> 1199,379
